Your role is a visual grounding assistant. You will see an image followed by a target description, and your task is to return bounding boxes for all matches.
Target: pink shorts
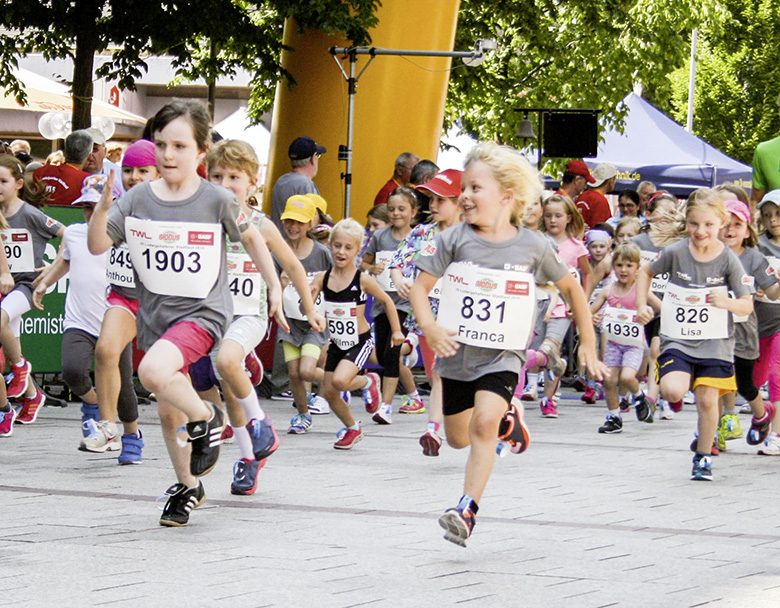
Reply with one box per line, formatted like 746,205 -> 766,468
603,340 -> 644,372
107,288 -> 140,317
159,321 -> 215,375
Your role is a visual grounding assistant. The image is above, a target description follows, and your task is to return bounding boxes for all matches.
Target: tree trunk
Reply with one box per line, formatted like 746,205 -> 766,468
71,0 -> 102,131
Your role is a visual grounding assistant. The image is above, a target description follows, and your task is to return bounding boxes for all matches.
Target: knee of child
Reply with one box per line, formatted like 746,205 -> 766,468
660,385 -> 685,404
446,434 -> 469,449
331,375 -> 351,393
95,338 -> 121,367
138,359 -> 167,394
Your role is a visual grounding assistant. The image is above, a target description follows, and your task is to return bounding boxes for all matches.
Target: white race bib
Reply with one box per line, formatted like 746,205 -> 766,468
106,244 -> 135,288
325,300 -> 359,349
640,250 -> 668,293
1,229 -> 35,272
282,274 -> 324,322
430,277 -> 443,300
374,251 -> 396,292
660,284 -> 728,340
601,306 -> 644,347
125,218 -> 222,298
757,256 -> 780,304
437,262 -> 536,349
226,252 -> 263,316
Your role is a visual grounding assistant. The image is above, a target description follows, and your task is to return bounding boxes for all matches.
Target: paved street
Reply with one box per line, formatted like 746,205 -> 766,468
1,391 -> 779,607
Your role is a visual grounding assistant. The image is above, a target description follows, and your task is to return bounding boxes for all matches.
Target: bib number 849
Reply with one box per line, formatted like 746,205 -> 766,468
141,249 -> 201,273
461,296 -> 505,323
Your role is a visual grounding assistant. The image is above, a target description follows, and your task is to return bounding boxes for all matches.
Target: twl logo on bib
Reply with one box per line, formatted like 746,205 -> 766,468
125,218 -> 222,298
0,229 -> 35,272
226,252 -> 264,315
660,283 -> 728,339
437,262 -> 536,349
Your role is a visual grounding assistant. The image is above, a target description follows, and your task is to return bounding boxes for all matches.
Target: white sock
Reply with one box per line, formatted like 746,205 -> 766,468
233,424 -> 255,460
526,372 -> 539,390
237,390 -> 264,421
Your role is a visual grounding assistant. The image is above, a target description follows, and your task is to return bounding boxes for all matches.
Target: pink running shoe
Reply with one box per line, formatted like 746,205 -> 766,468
15,388 -> 45,425
6,358 -> 31,399
419,429 -> 442,456
244,350 -> 264,386
334,426 -> 364,449
361,372 -> 381,414
539,397 -> 558,419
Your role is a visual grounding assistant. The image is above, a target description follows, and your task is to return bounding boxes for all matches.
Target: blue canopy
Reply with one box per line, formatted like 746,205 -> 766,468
583,93 -> 751,196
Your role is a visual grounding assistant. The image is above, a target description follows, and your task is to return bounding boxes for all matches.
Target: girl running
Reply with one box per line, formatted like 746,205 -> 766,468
636,189 -> 752,481
409,142 -> 604,547
88,100 -> 283,526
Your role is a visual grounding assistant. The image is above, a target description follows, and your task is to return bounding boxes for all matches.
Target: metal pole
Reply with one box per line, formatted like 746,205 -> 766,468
344,51 -> 356,217
537,111 -> 543,171
686,28 -> 698,133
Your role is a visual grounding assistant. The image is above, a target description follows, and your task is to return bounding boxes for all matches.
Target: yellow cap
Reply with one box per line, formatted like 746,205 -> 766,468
305,193 -> 327,213
281,194 -> 317,224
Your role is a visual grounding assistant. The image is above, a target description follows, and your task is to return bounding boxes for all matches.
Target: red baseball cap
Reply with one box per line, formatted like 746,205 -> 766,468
415,169 -> 462,198
565,159 -> 595,184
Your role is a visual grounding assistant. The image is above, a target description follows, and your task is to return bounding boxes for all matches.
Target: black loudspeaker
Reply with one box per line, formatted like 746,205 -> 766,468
542,110 -> 599,158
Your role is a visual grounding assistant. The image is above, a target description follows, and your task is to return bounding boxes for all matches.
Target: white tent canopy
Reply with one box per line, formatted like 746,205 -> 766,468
213,107 -> 271,164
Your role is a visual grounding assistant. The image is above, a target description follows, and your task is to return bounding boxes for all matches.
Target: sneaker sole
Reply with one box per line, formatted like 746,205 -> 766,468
438,512 -> 469,548
598,427 -> 623,434
419,434 -> 441,457
158,488 -> 206,527
6,374 -> 30,400
334,433 -> 364,450
399,408 -> 426,414
691,473 -> 713,481
79,440 -> 121,453
16,392 -> 45,425
372,413 -> 392,425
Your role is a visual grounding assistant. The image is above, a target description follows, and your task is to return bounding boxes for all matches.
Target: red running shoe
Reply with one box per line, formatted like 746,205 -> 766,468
15,388 -> 45,425
244,350 -> 263,386
361,372 -> 381,414
669,399 -> 683,413
6,358 -> 31,399
334,426 -> 364,449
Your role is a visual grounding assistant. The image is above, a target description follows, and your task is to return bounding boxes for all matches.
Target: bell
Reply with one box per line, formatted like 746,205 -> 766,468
515,118 -> 536,139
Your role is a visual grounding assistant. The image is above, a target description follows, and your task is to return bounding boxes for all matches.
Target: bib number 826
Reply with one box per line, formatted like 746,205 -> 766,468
675,307 -> 708,324
461,296 -> 505,323
141,249 -> 201,273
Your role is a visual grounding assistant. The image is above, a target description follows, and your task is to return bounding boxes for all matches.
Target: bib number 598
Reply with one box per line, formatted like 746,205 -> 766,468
141,249 -> 201,273
328,319 -> 355,335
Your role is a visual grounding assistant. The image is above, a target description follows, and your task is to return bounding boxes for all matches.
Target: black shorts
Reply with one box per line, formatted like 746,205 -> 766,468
325,332 -> 374,373
657,348 -> 736,393
644,315 -> 660,343
441,371 -> 518,416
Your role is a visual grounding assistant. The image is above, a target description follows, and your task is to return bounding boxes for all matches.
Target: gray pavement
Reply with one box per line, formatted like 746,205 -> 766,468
1,391 -> 780,607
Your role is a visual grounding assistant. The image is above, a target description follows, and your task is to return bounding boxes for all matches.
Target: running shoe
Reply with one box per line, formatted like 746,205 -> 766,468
497,399 -> 531,453
683,391 -> 696,405
334,425 -> 364,449
716,425 -> 727,452
288,413 -> 313,434
399,396 -> 425,414
419,429 -> 442,457
158,481 -> 206,527
758,432 -> 780,456
633,392 -> 653,423
539,397 -> 558,418
0,406 -> 17,437
79,420 -> 120,453
669,399 -> 683,413
657,398 -> 674,420
372,403 -> 392,425
361,372 -> 381,414
243,350 -> 264,386
747,403 -> 775,446
689,434 -> 719,456
270,390 -> 294,401
230,458 -> 261,495
719,413 -> 742,441
186,401 -> 224,476
247,416 -> 279,463
571,375 -> 588,392
307,394 -> 331,415
439,496 -> 478,548
220,424 -> 234,443
520,384 -> 537,402
581,387 -> 597,404
739,402 -> 753,414
118,431 -> 144,465
598,414 -> 623,434
5,358 -> 31,399
14,388 -> 45,425
402,333 -> 419,368
691,454 -> 713,481
618,396 -> 631,414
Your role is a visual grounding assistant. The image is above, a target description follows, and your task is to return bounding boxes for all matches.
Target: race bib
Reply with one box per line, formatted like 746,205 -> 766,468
640,250 -> 668,293
226,252 -> 263,316
757,256 -> 780,304
660,284 -> 728,340
437,262 -> 536,349
1,229 -> 35,272
430,277 -> 443,300
601,306 -> 644,347
373,251 -> 396,292
125,218 -> 222,298
282,274 -> 324,321
106,244 -> 135,288
325,300 -> 359,349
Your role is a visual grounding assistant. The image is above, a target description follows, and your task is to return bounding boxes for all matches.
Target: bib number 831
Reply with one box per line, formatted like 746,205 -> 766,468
675,307 -> 708,324
461,296 -> 505,323
141,249 -> 201,273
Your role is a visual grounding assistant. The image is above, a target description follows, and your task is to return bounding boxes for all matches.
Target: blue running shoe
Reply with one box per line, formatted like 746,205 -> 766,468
247,417 -> 279,463
231,458 -> 260,495
118,430 -> 144,465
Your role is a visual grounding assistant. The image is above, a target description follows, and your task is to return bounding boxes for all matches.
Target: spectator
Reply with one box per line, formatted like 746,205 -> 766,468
33,130 -> 92,206
106,142 -> 124,164
557,159 -> 595,200
46,151 -> 65,166
271,136 -> 326,232
373,151 -> 419,206
637,180 -> 656,214
576,162 -> 617,229
410,159 -> 439,221
9,140 -> 32,165
84,127 -> 124,198
751,95 -> 780,205
607,189 -> 646,229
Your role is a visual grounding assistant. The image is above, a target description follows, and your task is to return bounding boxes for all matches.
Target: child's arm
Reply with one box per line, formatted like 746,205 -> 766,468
589,290 -> 608,324
259,221 -> 326,332
31,255 -> 70,310
87,172 -> 117,255
239,224 -> 288,333
635,265 -> 654,324
360,251 -> 384,276
761,283 -> 780,300
578,254 -> 593,294
587,258 -> 609,299
710,289 -> 753,317
647,291 -> 662,312
309,271 -> 324,304
390,268 -> 412,299
409,271 -> 459,357
361,274 -> 404,346
555,273 -> 606,380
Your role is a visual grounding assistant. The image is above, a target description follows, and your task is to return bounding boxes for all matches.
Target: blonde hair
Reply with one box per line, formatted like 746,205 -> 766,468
206,139 -> 259,177
653,188 -> 728,246
367,203 -> 389,224
612,242 -> 641,266
330,217 -> 365,249
464,142 -> 542,226
715,182 -> 749,206
616,216 -> 642,238
542,193 -> 585,239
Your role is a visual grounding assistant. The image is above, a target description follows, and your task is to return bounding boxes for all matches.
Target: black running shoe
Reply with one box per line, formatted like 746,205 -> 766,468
497,399 -> 531,454
633,393 -> 653,423
187,401 -> 224,477
159,482 -> 206,527
598,414 -> 623,434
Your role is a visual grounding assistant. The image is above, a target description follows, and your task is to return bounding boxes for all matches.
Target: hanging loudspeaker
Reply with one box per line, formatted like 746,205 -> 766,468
91,116 -> 116,142
38,112 -> 72,140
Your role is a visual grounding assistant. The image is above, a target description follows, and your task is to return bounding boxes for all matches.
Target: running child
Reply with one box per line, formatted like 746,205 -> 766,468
615,216 -> 642,245
310,218 -> 403,449
591,242 -> 659,433
409,142 -> 605,547
88,100 -> 283,526
636,189 -> 752,481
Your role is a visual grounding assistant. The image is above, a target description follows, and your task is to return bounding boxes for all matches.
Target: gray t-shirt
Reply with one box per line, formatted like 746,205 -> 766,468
365,226 -> 411,318
735,247 -> 775,359
106,180 -> 246,350
276,239 -> 331,346
755,234 -> 780,338
650,239 -> 750,363
271,171 -> 318,232
414,223 -> 568,381
632,231 -> 667,300
5,203 -> 63,285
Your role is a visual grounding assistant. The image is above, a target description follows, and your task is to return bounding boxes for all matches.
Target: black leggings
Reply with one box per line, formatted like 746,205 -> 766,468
374,311 -> 407,379
735,356 -> 759,402
61,328 -> 139,423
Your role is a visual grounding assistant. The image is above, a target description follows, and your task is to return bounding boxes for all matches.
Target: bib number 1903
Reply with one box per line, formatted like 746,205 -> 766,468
141,249 -> 201,273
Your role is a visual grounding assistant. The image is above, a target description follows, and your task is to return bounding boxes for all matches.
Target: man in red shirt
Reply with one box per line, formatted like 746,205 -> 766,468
33,130 -> 92,206
373,151 -> 419,206
557,159 -> 595,200
576,162 -> 618,229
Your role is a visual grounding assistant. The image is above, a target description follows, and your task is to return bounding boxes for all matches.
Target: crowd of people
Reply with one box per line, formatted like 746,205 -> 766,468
0,100 -> 778,549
